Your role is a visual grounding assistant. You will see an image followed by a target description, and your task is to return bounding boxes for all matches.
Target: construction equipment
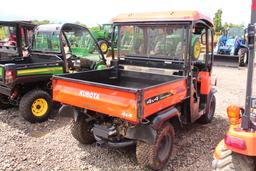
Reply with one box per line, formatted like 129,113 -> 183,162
53,11 -> 216,170
0,22 -> 105,123
212,0 -> 256,170
214,26 -> 248,67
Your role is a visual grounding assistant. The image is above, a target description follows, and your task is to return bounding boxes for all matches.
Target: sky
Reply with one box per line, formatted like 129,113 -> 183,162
0,0 -> 252,27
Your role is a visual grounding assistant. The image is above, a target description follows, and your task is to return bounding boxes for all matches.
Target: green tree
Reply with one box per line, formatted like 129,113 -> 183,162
32,20 -> 51,25
213,9 -> 223,32
223,22 -> 244,29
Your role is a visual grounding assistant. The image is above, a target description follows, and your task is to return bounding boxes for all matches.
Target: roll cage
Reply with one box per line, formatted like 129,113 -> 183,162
32,23 -> 106,63
111,20 -> 214,73
0,21 -> 35,57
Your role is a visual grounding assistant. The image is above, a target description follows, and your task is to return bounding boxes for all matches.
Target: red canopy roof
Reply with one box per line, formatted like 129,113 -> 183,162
111,11 -> 213,26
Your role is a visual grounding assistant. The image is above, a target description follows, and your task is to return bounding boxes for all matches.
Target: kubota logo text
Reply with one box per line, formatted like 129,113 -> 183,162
79,90 -> 100,100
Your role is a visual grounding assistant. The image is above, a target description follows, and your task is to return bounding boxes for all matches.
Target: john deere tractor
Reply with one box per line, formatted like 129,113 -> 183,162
90,24 -> 112,54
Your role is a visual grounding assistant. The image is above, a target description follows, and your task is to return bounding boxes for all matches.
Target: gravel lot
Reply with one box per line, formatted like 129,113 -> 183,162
0,66 -> 255,171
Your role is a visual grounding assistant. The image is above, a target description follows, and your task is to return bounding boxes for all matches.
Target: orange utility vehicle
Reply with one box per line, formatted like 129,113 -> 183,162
53,11 -> 216,170
212,1 -> 256,170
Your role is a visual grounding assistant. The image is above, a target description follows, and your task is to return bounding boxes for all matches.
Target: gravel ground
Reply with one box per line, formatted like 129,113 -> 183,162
0,66 -> 255,171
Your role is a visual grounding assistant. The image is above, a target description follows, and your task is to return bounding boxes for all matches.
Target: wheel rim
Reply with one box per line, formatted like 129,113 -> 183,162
100,43 -> 108,53
31,98 -> 48,117
158,134 -> 172,162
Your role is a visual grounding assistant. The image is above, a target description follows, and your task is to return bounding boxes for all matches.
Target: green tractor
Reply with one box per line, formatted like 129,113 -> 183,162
90,24 -> 112,54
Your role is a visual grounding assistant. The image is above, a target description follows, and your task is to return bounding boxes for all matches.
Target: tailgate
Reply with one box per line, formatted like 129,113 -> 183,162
52,77 -> 139,123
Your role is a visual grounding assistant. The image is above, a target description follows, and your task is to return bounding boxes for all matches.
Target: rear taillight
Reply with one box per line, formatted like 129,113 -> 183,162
224,134 -> 246,150
5,70 -> 15,84
227,105 -> 241,125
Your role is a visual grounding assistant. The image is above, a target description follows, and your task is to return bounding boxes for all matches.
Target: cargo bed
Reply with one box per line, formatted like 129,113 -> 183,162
53,69 -> 188,123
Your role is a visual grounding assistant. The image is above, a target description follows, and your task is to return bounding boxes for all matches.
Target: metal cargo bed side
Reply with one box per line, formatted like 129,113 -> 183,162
52,69 -> 188,123
52,76 -> 139,123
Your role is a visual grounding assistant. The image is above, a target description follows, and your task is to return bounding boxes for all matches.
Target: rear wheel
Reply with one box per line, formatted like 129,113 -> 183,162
198,94 -> 216,124
212,141 -> 255,171
19,89 -> 52,123
136,122 -> 174,170
98,40 -> 109,54
238,48 -> 248,67
71,114 -> 95,144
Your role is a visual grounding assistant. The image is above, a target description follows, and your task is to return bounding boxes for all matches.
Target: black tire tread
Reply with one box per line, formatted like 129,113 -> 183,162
98,40 -> 109,54
19,89 -> 52,123
136,122 -> 175,170
238,48 -> 248,67
71,114 -> 95,144
198,95 -> 216,124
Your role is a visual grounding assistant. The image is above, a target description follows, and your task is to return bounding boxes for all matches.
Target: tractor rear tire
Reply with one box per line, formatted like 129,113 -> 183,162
98,40 -> 109,54
191,37 -> 201,61
212,142 -> 255,171
198,95 -> 216,124
71,114 -> 95,144
19,89 -> 52,123
136,122 -> 175,170
238,48 -> 248,67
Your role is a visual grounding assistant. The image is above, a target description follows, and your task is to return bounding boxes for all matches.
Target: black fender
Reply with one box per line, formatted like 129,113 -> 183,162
124,107 -> 180,144
152,107 -> 180,130
239,44 -> 248,49
125,124 -> 157,144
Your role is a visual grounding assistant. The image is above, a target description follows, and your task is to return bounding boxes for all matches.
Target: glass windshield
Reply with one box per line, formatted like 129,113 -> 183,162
64,28 -> 102,62
0,25 -> 17,47
227,27 -> 244,38
118,25 -> 187,61
226,39 -> 235,46
32,31 -> 60,52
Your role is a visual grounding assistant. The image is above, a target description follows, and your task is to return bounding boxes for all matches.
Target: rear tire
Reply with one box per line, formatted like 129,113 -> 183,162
238,48 -> 248,67
212,142 -> 255,171
19,89 -> 52,123
98,40 -> 109,54
136,122 -> 175,170
198,94 -> 216,124
71,114 -> 95,144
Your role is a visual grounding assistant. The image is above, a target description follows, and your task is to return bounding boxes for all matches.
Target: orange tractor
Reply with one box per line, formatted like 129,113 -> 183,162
53,11 -> 216,170
212,0 -> 256,170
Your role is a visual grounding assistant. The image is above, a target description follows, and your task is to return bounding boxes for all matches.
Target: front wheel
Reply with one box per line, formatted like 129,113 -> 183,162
198,94 -> 216,124
238,48 -> 248,67
136,122 -> 175,170
212,141 -> 255,171
19,89 -> 52,123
